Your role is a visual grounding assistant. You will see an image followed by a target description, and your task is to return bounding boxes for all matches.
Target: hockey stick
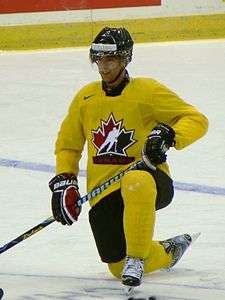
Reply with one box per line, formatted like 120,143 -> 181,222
0,159 -> 154,255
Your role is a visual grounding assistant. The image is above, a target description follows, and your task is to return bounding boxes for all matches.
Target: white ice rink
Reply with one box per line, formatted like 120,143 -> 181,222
0,39 -> 225,300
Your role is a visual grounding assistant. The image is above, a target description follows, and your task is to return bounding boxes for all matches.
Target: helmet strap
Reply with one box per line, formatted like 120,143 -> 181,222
107,66 -> 125,85
102,69 -> 130,96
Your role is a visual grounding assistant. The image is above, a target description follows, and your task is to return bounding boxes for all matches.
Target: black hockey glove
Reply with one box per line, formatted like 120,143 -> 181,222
49,173 -> 81,225
142,123 -> 175,167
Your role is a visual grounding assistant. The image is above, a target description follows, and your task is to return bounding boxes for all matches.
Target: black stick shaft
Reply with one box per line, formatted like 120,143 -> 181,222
0,217 -> 55,254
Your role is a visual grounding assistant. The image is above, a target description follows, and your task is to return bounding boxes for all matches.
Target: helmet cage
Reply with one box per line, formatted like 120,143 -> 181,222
90,43 -> 132,65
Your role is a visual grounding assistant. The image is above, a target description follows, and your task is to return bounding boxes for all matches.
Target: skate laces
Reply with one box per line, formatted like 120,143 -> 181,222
123,256 -> 144,279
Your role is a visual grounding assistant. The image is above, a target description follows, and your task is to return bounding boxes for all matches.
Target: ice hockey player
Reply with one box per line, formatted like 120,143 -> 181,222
49,27 -> 208,290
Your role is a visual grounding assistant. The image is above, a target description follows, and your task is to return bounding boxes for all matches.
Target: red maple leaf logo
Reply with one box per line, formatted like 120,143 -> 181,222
92,113 -> 136,157
92,114 -> 121,150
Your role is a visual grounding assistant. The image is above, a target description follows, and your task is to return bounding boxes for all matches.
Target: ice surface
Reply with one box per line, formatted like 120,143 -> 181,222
0,39 -> 225,299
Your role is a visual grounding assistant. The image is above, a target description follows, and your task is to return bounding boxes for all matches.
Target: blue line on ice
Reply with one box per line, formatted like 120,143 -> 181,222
0,157 -> 224,196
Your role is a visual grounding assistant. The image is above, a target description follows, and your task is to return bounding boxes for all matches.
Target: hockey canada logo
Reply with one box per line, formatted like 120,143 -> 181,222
92,113 -> 136,164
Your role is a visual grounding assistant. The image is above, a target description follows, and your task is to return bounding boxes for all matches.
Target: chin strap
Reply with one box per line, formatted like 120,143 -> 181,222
109,67 -> 125,84
102,69 -> 129,96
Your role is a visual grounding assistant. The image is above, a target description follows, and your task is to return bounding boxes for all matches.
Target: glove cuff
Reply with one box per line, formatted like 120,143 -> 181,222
49,173 -> 78,192
158,123 -> 175,147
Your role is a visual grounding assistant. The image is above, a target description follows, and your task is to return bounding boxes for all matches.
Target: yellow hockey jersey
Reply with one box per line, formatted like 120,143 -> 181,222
55,77 -> 208,206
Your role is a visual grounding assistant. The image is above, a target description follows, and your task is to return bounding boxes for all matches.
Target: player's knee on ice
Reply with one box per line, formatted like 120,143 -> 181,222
108,260 -> 124,278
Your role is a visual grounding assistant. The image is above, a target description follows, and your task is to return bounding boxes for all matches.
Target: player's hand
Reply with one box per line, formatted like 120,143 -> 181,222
49,173 -> 81,225
142,123 -> 175,167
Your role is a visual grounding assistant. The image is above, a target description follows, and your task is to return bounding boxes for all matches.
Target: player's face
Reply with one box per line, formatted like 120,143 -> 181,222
96,56 -> 123,85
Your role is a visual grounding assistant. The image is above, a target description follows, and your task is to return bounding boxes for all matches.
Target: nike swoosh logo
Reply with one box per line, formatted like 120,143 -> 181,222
83,94 -> 95,100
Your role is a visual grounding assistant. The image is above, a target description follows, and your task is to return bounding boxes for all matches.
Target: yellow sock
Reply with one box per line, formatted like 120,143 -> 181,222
121,170 -> 156,258
107,170 -> 172,279
144,241 -> 172,273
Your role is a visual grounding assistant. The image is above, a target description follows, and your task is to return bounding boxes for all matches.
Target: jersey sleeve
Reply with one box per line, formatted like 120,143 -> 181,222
151,80 -> 208,150
55,93 -> 85,175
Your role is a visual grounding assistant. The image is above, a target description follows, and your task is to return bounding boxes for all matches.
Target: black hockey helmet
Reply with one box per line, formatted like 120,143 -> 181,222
89,27 -> 134,66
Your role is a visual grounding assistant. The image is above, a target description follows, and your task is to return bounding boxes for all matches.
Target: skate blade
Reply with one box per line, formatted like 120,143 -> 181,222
191,232 -> 201,243
123,285 -> 135,296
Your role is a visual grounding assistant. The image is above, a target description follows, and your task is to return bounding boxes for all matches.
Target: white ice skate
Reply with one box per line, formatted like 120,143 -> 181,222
121,256 -> 144,294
